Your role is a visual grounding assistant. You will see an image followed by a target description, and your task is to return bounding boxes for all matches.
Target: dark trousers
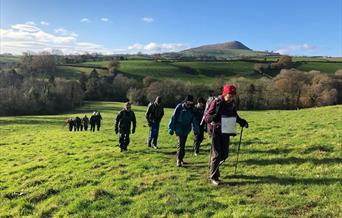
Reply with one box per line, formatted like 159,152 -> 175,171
177,135 -> 188,161
84,124 -> 88,131
209,131 -> 230,180
193,127 -> 204,153
148,122 -> 160,146
90,124 -> 95,132
119,133 -> 130,150
69,125 -> 73,131
96,123 -> 101,131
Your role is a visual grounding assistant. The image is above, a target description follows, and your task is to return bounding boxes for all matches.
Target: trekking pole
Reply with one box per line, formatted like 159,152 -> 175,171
234,127 -> 244,175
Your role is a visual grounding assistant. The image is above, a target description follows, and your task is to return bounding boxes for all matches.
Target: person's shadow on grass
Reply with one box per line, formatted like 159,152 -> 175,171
221,174 -> 341,186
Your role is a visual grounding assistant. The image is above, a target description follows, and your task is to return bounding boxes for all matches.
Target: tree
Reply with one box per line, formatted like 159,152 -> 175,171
277,55 -> 293,68
79,72 -> 88,91
108,59 -> 120,75
20,52 -> 56,77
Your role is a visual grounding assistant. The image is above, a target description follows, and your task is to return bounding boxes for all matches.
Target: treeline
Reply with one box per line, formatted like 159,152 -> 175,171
1,52 -> 341,115
80,68 -> 342,110
0,69 -> 83,115
231,69 -> 341,109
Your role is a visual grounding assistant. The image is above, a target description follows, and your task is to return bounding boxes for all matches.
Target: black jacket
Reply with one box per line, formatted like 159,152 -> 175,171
146,102 -> 164,124
115,110 -> 136,134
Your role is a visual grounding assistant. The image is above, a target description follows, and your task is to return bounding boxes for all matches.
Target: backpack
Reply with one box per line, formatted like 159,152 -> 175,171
200,96 -> 221,125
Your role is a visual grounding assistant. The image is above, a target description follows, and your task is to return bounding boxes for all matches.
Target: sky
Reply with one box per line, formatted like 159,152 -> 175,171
1,0 -> 341,56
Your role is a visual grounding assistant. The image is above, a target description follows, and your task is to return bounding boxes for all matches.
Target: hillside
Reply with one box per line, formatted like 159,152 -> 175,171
0,102 -> 341,217
63,59 -> 342,82
190,41 -> 252,50
179,41 -> 273,58
1,55 -> 342,83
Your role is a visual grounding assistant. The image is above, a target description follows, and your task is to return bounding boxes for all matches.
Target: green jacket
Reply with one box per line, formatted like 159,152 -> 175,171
168,103 -> 200,136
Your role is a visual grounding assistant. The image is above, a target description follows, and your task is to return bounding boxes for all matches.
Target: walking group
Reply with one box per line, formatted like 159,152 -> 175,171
113,84 -> 249,185
66,111 -> 102,132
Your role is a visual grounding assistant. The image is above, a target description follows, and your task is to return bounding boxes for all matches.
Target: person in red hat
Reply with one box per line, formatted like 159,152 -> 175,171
204,85 -> 248,185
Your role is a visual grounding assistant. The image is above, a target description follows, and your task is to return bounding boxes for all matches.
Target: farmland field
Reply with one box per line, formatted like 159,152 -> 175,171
62,60 -> 342,82
0,101 -> 341,217
1,56 -> 341,82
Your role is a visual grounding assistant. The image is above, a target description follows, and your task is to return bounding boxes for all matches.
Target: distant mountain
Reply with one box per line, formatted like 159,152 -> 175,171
175,41 -> 276,59
185,41 -> 252,51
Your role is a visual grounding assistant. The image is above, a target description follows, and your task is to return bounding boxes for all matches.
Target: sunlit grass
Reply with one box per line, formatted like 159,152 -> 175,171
0,102 -> 341,217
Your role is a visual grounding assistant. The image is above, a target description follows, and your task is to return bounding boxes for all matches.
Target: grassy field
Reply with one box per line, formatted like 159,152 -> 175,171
78,60 -> 261,82
66,60 -> 342,82
0,102 -> 341,217
55,66 -> 109,79
0,55 -> 20,64
296,62 -> 342,74
1,56 -> 341,82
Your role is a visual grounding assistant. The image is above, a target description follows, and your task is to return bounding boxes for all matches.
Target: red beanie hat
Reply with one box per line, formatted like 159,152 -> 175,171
222,85 -> 236,95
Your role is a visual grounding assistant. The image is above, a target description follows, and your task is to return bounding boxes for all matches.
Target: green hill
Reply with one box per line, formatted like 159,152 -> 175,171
1,55 -> 341,83
62,59 -> 342,83
179,41 -> 272,58
1,102 -> 341,217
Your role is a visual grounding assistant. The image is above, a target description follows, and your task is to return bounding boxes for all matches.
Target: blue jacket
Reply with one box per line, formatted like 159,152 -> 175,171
168,103 -> 200,136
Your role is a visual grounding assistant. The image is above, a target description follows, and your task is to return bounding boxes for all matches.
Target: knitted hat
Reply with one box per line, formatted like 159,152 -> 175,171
222,85 -> 236,95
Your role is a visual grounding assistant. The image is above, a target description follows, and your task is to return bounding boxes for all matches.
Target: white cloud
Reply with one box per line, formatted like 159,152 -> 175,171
54,28 -> 78,37
275,43 -> 318,55
101,17 -> 109,22
0,23 -> 189,55
127,42 -> 189,54
40,21 -> 49,26
12,24 -> 40,32
142,17 -> 154,23
0,23 -> 113,54
80,18 -> 90,23
25,21 -> 36,25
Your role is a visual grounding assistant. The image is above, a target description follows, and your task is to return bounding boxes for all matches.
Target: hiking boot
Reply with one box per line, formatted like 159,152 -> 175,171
176,160 -> 182,167
211,179 -> 220,186
152,145 -> 158,149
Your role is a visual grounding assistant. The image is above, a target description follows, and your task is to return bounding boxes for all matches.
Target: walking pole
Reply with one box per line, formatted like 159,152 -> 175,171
234,127 -> 244,175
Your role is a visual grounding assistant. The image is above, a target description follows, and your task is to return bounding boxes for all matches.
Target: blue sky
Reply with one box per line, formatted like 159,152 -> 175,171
1,0 -> 341,56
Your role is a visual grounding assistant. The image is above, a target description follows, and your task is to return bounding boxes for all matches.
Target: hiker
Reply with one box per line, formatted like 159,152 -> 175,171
193,97 -> 206,155
82,115 -> 89,131
115,102 -> 136,152
145,96 -> 164,149
168,95 -> 200,167
66,118 -> 75,132
90,112 -> 97,132
75,116 -> 82,131
204,85 -> 248,185
95,112 -> 102,131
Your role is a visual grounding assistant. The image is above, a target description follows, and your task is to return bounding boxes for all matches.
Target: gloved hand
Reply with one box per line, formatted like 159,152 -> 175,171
168,129 -> 174,135
239,119 -> 249,128
115,128 -> 118,134
132,128 -> 135,134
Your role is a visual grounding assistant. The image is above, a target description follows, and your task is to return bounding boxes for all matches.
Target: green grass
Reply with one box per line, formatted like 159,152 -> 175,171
60,59 -> 342,83
55,66 -> 109,79
296,62 -> 342,74
2,56 -> 341,82
0,55 -> 20,63
180,48 -> 269,58
79,60 -> 260,83
0,102 -> 341,217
